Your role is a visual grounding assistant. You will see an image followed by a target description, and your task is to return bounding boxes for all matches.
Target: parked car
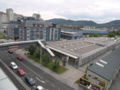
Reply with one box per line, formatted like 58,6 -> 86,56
8,50 -> 13,54
17,68 -> 26,76
16,56 -> 24,61
36,85 -> 44,90
10,62 -> 18,69
25,76 -> 36,86
8,46 -> 18,49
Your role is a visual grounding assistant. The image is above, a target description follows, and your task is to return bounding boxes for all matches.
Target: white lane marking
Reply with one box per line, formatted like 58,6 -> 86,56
0,59 -> 31,90
36,77 -> 46,84
19,61 -> 47,82
19,61 -> 58,89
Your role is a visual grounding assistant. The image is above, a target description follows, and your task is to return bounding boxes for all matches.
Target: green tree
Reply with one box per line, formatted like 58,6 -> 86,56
52,60 -> 59,72
108,32 -> 116,37
41,52 -> 52,66
28,45 -> 36,55
34,48 -> 40,58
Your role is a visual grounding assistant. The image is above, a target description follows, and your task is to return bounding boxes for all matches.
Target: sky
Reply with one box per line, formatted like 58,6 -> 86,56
0,0 -> 120,23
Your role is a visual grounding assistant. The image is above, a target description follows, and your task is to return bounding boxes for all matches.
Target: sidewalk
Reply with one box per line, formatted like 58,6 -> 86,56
15,49 -> 84,90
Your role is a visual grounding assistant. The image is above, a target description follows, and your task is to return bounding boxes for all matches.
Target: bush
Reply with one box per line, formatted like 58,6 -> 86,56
89,33 -> 103,37
34,48 -> 40,58
107,31 -> 120,37
27,45 -> 67,74
0,33 -> 5,39
28,45 -> 36,55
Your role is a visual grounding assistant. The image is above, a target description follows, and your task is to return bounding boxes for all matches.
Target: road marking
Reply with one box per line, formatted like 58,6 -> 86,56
19,61 -> 59,89
36,77 -> 46,84
19,61 -> 46,81
0,59 -> 31,90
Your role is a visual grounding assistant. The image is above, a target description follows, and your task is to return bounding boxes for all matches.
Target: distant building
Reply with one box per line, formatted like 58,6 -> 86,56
0,12 -> 7,24
32,13 -> 41,20
0,8 -> 23,24
61,28 -> 108,40
6,8 -> 14,21
7,17 -> 61,41
7,21 -> 19,39
14,13 -> 23,21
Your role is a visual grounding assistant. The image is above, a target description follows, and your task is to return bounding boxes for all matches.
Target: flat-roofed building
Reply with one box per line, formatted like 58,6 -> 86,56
46,37 -> 119,66
61,28 -> 108,40
79,46 -> 120,90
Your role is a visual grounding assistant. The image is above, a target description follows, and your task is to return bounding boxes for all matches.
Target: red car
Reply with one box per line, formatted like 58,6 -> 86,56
17,68 -> 26,76
16,56 -> 24,61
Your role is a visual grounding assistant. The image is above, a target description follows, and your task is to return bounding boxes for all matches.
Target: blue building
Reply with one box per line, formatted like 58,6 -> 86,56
81,30 -> 108,34
61,28 -> 108,40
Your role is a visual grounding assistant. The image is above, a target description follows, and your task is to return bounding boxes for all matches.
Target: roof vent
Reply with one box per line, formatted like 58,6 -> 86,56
100,60 -> 108,64
96,62 -> 104,67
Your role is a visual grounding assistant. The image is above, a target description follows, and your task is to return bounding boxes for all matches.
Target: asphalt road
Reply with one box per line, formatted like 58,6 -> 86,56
109,73 -> 120,90
0,47 -> 74,90
0,60 -> 27,90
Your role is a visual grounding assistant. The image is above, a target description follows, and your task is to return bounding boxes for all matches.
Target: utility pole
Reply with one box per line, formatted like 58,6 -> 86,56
40,46 -> 42,63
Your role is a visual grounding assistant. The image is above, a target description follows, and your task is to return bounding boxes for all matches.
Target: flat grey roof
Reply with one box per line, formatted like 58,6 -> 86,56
61,31 -> 77,35
46,37 -> 115,59
88,47 -> 120,81
0,68 -> 18,90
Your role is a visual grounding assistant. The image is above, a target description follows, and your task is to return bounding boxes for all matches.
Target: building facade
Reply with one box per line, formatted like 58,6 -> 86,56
61,28 -> 108,40
32,13 -> 41,20
7,17 -> 61,41
0,12 -> 7,24
0,8 -> 23,24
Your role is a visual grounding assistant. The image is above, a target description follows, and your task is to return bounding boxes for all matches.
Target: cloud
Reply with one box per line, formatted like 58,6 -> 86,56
44,0 -> 64,4
0,0 -> 120,23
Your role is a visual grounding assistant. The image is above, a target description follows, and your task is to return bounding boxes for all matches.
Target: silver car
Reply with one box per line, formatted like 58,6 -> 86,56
36,86 -> 45,90
10,62 -> 18,69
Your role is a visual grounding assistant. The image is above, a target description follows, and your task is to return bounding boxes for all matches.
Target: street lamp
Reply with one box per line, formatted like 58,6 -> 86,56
40,46 -> 42,63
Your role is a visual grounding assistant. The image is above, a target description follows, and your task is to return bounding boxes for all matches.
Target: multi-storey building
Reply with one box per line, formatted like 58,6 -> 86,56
0,12 -> 7,24
32,13 -> 41,20
7,17 -> 61,41
0,8 -> 23,24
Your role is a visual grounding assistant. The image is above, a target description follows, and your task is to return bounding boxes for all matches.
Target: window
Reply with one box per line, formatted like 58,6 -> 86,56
33,24 -> 35,27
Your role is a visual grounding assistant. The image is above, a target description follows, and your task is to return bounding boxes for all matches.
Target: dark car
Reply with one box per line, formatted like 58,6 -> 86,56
25,76 -> 35,86
8,50 -> 13,54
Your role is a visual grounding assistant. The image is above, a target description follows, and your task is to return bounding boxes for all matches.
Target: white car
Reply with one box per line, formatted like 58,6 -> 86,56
87,84 -> 92,89
10,62 -> 18,69
36,86 -> 44,90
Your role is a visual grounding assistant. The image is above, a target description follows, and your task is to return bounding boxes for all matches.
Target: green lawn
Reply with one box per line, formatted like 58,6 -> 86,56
0,33 -> 4,39
27,55 -> 67,74
75,79 -> 80,84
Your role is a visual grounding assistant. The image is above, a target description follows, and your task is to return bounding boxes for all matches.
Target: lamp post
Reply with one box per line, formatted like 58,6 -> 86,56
40,47 -> 42,63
